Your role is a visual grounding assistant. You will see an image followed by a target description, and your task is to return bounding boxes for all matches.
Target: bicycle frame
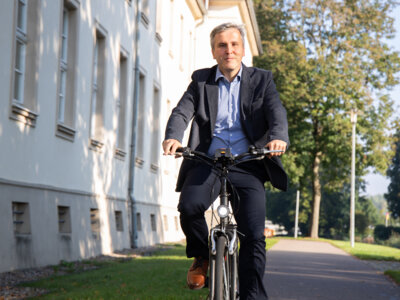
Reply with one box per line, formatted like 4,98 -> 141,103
177,146 -> 283,300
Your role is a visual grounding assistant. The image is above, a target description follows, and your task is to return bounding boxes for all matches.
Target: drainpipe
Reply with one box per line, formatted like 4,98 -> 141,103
128,0 -> 141,249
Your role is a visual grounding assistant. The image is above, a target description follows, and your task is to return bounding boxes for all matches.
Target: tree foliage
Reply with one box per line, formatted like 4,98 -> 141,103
385,128 -> 400,218
255,0 -> 400,237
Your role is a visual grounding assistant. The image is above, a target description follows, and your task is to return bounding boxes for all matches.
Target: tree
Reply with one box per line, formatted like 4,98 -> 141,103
385,128 -> 400,218
266,186 -> 311,236
355,195 -> 382,236
255,0 -> 400,238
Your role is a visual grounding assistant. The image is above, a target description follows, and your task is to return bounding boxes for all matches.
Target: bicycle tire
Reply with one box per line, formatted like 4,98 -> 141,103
229,249 -> 239,299
209,251 -> 216,299
215,235 -> 228,300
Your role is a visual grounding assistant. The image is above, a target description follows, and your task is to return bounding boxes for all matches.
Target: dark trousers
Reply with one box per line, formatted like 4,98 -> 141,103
178,163 -> 269,300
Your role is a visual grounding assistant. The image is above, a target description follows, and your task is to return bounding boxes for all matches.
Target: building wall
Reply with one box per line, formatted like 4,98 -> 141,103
0,0 -> 135,272
0,0 -> 261,272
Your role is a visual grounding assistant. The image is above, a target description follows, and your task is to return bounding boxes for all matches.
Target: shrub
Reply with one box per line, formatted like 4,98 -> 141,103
374,225 -> 392,241
385,233 -> 400,249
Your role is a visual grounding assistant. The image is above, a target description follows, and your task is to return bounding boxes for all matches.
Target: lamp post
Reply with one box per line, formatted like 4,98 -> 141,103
350,109 -> 357,248
294,190 -> 300,239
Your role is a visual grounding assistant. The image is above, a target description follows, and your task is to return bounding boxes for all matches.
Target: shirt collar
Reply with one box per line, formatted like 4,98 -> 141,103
215,64 -> 243,83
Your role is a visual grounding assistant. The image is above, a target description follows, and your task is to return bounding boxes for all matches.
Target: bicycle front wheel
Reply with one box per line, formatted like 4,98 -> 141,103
229,248 -> 239,299
214,235 -> 228,300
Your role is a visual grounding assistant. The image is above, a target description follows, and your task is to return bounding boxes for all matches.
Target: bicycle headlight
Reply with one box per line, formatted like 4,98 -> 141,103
217,205 -> 229,218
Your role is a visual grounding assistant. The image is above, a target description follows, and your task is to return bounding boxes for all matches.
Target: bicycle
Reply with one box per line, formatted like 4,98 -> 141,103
176,146 -> 283,300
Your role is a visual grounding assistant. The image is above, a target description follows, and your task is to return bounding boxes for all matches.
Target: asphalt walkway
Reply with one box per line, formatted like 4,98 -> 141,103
265,239 -> 400,300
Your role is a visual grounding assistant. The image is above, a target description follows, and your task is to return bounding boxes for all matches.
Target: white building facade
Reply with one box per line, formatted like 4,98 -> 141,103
0,0 -> 261,272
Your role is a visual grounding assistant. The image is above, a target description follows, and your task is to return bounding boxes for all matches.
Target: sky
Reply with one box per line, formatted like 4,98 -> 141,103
363,5 -> 400,196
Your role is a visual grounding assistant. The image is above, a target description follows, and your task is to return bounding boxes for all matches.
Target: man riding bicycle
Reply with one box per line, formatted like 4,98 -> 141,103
162,23 -> 289,300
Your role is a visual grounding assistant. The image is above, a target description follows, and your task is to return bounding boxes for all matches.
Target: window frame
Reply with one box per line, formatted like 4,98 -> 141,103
89,21 -> 108,151
10,0 -> 39,127
115,47 -> 129,159
150,82 -> 161,172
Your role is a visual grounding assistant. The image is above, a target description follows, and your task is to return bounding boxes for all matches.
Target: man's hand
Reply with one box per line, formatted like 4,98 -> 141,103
162,139 -> 182,156
265,140 -> 287,157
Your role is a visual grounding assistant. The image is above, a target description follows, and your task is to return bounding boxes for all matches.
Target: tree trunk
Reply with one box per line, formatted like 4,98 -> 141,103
310,151 -> 322,239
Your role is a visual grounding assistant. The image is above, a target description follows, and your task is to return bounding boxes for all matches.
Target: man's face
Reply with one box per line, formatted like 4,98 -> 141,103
211,28 -> 245,77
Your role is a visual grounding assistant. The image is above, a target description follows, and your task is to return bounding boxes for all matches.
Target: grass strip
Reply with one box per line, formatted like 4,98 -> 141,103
24,239 -> 277,299
25,244 -> 208,300
266,237 -> 280,250
384,270 -> 400,284
325,239 -> 400,261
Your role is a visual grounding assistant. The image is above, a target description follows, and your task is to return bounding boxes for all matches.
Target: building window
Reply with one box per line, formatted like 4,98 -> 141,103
163,215 -> 169,231
155,0 -> 162,43
174,216 -> 179,231
115,211 -> 123,232
136,212 -> 142,231
115,50 -> 128,159
150,214 -> 156,231
14,0 -> 27,105
168,0 -> 174,57
90,208 -> 100,239
58,206 -> 71,234
135,72 -> 146,166
188,31 -> 193,73
90,24 -> 107,150
10,0 -> 40,126
179,15 -> 184,71
150,85 -> 161,171
56,0 -> 79,141
12,202 -> 31,235
141,0 -> 150,27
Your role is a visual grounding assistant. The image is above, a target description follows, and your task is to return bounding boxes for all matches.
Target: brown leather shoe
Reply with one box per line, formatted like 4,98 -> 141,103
187,257 -> 209,290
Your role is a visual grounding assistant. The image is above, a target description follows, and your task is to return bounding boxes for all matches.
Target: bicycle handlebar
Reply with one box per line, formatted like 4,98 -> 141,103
175,146 -> 284,169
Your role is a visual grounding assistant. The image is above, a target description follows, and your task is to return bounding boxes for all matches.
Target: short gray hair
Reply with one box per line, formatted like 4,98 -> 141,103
210,23 -> 246,49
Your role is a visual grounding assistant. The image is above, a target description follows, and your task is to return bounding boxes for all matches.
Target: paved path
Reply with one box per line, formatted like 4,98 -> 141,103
265,239 -> 400,300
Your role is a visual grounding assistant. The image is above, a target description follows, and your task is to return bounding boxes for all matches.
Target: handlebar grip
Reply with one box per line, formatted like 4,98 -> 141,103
248,147 -> 285,155
264,149 -> 285,154
176,147 -> 192,155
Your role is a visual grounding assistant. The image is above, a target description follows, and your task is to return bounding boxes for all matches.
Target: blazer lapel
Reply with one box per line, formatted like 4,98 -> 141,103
206,68 -> 219,136
240,65 -> 255,140
240,65 -> 254,119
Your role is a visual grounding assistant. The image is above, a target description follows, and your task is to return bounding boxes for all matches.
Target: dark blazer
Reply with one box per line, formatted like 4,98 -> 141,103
165,64 -> 290,191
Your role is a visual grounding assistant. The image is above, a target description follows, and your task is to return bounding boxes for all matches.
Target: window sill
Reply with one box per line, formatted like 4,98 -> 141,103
92,232 -> 101,240
56,123 -> 76,142
135,157 -> 144,168
115,148 -> 127,160
10,102 -> 38,127
141,12 -> 149,28
150,163 -> 159,173
155,32 -> 163,45
90,138 -> 104,151
59,233 -> 72,238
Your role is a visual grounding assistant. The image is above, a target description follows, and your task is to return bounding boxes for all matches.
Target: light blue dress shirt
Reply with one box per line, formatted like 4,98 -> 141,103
207,65 -> 250,157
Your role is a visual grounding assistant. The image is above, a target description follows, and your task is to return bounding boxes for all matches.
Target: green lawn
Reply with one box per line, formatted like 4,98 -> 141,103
266,237 -> 280,250
384,270 -> 400,284
24,240 -> 280,299
326,239 -> 400,261
24,237 -> 400,298
26,245 -> 208,300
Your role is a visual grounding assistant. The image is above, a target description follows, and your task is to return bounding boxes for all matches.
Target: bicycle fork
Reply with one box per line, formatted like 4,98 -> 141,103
209,225 -> 238,300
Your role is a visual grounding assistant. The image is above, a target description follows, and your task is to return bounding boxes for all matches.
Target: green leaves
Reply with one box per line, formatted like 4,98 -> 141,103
385,129 -> 400,218
255,0 -> 400,236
